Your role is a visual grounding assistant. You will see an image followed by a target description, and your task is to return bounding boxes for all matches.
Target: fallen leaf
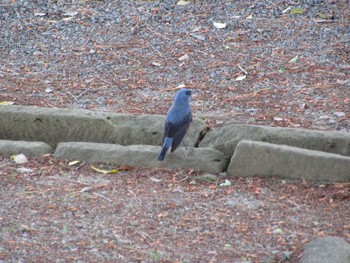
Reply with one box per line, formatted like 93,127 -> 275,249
149,177 -> 163,183
188,185 -> 197,191
223,37 -> 238,44
213,22 -> 227,29
17,167 -> 33,174
118,165 -> 133,171
177,0 -> 189,5
178,54 -> 189,61
191,34 -> 206,41
336,79 -> 348,85
274,117 -> 284,122
192,26 -> 201,32
278,67 -> 288,73
68,160 -> 81,166
0,101 -> 15,105
235,75 -> 247,81
290,8 -> 305,14
34,12 -> 47,16
151,62 -> 161,67
220,179 -> 232,187
318,13 -> 333,19
12,154 -> 28,164
177,83 -> 186,89
226,188 -> 234,195
62,17 -> 74,22
64,11 -> 78,17
289,55 -> 299,63
91,165 -> 118,174
249,184 -> 262,194
282,7 -> 291,14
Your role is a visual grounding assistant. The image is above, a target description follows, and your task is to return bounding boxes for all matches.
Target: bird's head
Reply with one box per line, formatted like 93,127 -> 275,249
174,88 -> 196,104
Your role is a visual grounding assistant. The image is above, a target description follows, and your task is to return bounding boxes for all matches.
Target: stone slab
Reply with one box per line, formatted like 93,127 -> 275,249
0,140 -> 52,157
228,140 -> 350,182
300,237 -> 350,263
54,142 -> 229,174
0,105 -> 206,148
200,124 -> 350,157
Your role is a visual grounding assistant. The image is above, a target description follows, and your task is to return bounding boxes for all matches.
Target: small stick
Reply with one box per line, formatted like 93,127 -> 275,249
93,193 -> 113,202
237,64 -> 248,75
149,44 -> 163,58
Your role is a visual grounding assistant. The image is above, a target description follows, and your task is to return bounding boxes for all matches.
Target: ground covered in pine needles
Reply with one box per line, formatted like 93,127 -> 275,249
0,0 -> 349,262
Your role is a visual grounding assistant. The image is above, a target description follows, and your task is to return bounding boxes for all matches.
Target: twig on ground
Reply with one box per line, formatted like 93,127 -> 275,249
136,230 -> 156,246
237,64 -> 248,75
66,91 -> 79,103
78,183 -> 108,193
149,44 -> 164,58
128,189 -> 142,204
93,192 -> 113,202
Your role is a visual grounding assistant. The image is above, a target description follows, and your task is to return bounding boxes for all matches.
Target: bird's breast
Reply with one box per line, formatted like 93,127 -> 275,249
166,105 -> 190,123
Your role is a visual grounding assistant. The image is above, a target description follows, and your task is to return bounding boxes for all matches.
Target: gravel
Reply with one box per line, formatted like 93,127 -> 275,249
0,0 -> 349,131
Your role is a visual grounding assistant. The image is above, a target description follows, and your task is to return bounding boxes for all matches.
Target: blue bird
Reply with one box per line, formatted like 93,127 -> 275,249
157,88 -> 194,161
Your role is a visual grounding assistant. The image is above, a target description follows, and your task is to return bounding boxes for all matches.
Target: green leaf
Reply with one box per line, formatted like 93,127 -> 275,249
278,67 -> 288,73
220,179 -> 232,187
290,8 -> 305,14
289,55 -> 299,63
318,13 -> 333,19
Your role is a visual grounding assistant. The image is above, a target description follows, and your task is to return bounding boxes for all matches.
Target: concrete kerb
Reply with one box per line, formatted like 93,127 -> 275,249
0,105 -> 349,180
0,140 -> 52,157
0,105 -> 228,173
228,140 -> 350,182
0,105 -> 207,148
53,142 -> 229,174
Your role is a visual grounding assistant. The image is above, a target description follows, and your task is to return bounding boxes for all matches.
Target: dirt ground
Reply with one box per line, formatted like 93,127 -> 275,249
0,0 -> 350,262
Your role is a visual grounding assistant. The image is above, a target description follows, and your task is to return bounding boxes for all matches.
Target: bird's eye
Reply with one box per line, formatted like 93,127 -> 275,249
185,90 -> 191,96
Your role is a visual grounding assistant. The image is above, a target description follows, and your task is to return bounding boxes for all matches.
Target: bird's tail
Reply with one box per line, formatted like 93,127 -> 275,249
157,137 -> 173,161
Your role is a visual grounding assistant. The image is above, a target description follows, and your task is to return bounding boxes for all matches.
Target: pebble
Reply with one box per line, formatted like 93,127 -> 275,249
319,115 -> 330,120
281,251 -> 293,260
245,108 -> 259,114
272,228 -> 283,234
45,87 -> 53,93
273,117 -> 283,122
17,167 -> 33,173
191,34 -> 206,41
334,112 -> 345,118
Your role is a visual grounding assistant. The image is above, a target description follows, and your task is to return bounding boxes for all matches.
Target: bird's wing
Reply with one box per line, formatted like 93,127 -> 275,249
169,112 -> 192,153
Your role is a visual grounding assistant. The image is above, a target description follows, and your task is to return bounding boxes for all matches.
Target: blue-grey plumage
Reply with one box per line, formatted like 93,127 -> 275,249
157,88 -> 194,161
